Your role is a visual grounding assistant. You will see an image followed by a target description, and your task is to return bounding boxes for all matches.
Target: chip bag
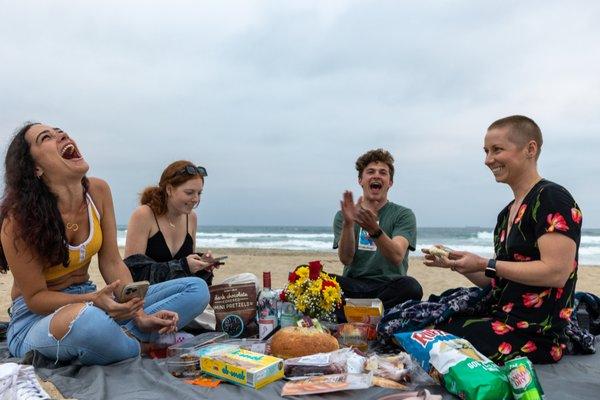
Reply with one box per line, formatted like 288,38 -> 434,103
394,329 -> 511,400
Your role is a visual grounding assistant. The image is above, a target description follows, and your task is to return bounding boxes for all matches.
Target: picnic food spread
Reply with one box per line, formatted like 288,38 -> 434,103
158,261 -> 547,399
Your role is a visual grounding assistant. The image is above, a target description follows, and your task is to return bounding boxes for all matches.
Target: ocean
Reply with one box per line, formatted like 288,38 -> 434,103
116,226 -> 600,266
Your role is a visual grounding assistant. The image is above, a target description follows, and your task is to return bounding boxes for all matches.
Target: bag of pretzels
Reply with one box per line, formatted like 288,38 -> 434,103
209,282 -> 257,338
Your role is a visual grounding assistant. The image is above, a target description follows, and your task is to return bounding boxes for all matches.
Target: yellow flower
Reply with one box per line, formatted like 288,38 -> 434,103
282,262 -> 343,320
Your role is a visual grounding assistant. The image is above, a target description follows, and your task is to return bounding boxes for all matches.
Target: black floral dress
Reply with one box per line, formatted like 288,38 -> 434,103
436,179 -> 582,364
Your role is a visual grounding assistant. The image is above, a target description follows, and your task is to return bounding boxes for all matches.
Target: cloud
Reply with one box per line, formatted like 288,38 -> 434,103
1,1 -> 599,227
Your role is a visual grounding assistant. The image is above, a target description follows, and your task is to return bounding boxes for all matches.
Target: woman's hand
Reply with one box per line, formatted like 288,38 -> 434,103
134,310 -> 179,334
92,280 -> 145,321
186,253 -> 216,274
422,247 -> 487,275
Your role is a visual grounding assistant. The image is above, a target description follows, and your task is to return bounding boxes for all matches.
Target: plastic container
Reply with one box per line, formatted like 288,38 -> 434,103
221,338 -> 268,354
335,323 -> 377,352
167,331 -> 228,357
166,354 -> 202,378
166,341 -> 238,379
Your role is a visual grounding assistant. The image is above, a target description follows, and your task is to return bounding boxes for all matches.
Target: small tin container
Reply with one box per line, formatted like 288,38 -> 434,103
505,356 -> 545,400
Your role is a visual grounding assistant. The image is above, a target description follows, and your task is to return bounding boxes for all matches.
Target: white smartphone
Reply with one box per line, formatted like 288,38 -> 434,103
118,281 -> 150,303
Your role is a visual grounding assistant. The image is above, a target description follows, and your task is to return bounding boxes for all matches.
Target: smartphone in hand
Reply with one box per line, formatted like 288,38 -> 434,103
118,281 -> 150,303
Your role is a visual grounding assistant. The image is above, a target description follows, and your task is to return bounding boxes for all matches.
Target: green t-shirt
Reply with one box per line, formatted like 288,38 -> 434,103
333,201 -> 417,282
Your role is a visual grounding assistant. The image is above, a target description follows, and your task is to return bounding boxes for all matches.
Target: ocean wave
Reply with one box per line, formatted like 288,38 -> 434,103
116,228 -> 600,265
198,238 -> 334,251
476,231 -> 494,240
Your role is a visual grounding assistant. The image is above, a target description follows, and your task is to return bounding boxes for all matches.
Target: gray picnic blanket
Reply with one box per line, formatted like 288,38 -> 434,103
2,339 -> 599,399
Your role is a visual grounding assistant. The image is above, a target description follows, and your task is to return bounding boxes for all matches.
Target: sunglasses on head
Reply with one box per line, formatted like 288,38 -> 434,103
176,165 -> 208,177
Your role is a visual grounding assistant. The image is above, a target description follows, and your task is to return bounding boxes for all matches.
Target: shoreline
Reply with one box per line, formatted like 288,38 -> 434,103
2,247 -> 599,320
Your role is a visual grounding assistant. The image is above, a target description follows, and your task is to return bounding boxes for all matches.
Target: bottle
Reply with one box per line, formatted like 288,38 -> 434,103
257,271 -> 278,340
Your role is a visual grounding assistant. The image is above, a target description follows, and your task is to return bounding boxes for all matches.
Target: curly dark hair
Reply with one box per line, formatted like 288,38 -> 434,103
140,160 -> 203,215
0,123 -> 89,272
355,148 -> 395,181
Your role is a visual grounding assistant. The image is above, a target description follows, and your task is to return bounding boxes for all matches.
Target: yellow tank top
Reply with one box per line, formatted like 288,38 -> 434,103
44,194 -> 103,282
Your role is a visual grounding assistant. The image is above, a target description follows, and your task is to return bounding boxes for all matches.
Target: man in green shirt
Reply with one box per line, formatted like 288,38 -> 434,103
333,149 -> 423,312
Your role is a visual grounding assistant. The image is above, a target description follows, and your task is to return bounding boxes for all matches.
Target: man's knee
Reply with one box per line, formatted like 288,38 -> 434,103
49,303 -> 88,340
395,276 -> 423,301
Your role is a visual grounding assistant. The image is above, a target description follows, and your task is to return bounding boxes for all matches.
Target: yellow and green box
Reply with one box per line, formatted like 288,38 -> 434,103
200,348 -> 284,389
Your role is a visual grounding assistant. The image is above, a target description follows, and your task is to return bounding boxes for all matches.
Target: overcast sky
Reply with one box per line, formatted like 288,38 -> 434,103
1,1 -> 599,228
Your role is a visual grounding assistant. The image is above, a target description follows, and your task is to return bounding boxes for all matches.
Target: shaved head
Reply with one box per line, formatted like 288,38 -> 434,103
488,115 -> 543,160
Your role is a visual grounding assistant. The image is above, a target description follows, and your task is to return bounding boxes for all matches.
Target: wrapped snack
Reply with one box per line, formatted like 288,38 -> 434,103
284,348 -> 351,377
364,353 -> 411,383
426,246 -> 451,258
281,373 -> 372,396
395,329 -> 512,400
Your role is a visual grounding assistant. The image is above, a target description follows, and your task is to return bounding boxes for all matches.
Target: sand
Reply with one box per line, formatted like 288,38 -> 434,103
2,247 -> 600,320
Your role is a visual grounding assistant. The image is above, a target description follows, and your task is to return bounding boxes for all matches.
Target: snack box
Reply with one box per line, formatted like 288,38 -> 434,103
201,348 -> 284,389
343,298 -> 384,325
167,331 -> 229,357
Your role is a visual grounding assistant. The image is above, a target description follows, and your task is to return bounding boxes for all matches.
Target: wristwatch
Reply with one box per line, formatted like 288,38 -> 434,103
485,259 -> 497,278
370,228 -> 383,239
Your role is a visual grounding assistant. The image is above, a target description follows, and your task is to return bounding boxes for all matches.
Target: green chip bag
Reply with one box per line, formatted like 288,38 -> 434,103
395,329 -> 512,400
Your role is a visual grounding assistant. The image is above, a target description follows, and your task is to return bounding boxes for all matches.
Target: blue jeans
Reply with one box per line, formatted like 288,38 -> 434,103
7,277 -> 209,365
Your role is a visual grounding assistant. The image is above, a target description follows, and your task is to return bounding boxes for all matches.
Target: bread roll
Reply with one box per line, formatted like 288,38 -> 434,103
270,327 -> 339,359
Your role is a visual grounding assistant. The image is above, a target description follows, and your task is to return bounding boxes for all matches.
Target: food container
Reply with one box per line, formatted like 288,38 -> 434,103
166,354 -> 202,378
201,348 -> 284,389
343,298 -> 384,325
167,332 -> 229,357
221,338 -> 268,354
335,323 -> 377,352
166,342 -> 239,379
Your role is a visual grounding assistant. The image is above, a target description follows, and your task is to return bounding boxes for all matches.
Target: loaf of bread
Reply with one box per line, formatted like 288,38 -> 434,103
270,327 -> 339,359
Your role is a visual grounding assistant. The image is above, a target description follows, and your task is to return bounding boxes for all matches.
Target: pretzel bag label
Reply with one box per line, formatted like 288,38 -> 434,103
394,329 -> 511,400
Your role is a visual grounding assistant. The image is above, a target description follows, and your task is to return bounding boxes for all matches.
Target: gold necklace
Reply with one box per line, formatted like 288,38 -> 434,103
66,222 -> 79,231
168,218 -> 176,229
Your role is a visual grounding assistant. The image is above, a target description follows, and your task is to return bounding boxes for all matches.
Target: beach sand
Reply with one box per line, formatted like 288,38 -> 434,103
2,248 -> 599,399
2,247 -> 600,320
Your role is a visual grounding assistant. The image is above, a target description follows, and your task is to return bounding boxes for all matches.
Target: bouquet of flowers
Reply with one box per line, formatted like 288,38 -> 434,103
280,260 -> 343,321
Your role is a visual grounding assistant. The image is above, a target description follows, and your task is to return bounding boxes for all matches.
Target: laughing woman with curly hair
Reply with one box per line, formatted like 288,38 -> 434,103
0,123 -> 209,365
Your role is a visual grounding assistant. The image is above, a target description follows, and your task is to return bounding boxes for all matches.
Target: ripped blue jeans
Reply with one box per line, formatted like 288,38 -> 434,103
7,277 -> 209,365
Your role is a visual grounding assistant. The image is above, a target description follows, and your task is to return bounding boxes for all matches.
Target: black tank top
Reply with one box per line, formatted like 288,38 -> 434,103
145,212 -> 194,262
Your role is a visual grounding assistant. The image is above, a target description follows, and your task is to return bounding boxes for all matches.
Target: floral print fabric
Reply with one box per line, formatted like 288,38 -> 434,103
436,179 -> 582,364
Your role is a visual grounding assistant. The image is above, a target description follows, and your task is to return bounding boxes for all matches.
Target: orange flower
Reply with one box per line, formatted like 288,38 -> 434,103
514,204 -> 527,224
571,208 -> 582,224
550,345 -> 563,362
546,213 -> 569,232
502,303 -> 514,313
522,290 -> 550,308
559,308 -> 573,320
516,321 -> 529,329
491,321 -> 514,335
498,342 -> 512,355
521,341 -> 537,353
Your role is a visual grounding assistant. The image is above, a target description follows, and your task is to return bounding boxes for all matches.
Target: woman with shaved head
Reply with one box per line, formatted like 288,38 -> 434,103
424,115 -> 582,364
